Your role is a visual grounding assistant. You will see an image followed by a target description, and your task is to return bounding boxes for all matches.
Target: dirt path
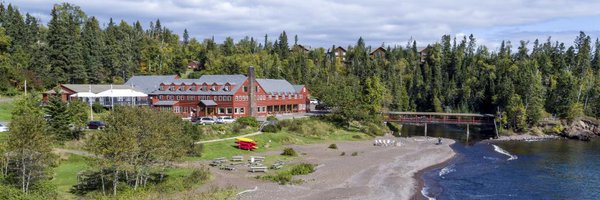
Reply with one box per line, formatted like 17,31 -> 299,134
195,131 -> 263,144
53,148 -> 98,158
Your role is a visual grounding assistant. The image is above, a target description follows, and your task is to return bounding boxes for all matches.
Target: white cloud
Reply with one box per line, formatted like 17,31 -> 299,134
5,0 -> 600,49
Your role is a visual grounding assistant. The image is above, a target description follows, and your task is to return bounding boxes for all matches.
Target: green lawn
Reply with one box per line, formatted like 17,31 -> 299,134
52,154 -> 89,199
0,100 -> 14,121
189,128 -> 368,160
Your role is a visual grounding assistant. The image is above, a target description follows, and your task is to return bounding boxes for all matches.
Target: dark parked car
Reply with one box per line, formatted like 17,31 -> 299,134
87,121 -> 106,129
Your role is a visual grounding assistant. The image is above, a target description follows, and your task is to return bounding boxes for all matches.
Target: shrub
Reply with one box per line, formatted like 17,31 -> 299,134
289,163 -> 315,175
262,124 -> 281,133
328,144 -> 338,149
352,135 -> 362,139
281,119 -> 336,136
351,152 -> 358,156
92,102 -> 105,113
236,117 -> 259,127
361,122 -> 387,136
259,163 -> 315,185
386,122 -> 402,133
281,148 -> 298,156
340,152 -> 346,156
184,167 -> 211,185
187,143 -> 204,157
266,116 -> 278,121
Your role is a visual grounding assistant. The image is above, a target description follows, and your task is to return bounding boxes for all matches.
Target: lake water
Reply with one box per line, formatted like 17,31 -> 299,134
401,124 -> 600,200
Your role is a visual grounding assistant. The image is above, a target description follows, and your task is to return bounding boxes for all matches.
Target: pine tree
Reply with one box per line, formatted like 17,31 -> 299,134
45,94 -> 72,141
183,28 -> 189,45
81,17 -> 104,83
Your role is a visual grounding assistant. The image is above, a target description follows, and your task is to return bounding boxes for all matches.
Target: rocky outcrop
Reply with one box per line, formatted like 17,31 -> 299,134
561,118 -> 600,141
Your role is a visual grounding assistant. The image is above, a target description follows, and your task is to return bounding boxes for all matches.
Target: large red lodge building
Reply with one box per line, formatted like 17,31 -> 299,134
126,67 -> 310,118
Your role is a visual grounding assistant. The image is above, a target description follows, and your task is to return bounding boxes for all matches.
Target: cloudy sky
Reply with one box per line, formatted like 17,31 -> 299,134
6,0 -> 600,50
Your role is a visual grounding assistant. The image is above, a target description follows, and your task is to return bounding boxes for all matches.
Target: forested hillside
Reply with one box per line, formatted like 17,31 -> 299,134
1,3 -> 599,131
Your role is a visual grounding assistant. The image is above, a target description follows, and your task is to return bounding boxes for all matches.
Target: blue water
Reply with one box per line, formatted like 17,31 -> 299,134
407,124 -> 600,200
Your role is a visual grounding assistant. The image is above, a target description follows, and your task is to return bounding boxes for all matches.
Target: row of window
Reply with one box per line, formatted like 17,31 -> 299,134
168,105 -> 305,114
159,95 -> 233,102
159,85 -> 232,92
158,94 -> 306,102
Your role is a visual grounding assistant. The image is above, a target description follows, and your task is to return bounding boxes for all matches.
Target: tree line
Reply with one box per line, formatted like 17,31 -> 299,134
1,2 -> 599,130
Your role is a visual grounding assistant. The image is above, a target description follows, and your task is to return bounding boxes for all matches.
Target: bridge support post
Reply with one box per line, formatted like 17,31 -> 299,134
466,124 -> 470,143
424,123 -> 428,138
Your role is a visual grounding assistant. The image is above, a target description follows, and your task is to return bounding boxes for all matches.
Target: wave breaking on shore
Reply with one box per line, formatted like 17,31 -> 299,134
492,144 -> 518,160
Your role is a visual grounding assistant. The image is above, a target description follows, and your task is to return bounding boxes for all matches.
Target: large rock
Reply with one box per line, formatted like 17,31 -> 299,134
561,118 -> 600,141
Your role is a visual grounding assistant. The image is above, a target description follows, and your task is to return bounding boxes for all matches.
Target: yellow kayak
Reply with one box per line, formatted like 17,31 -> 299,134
236,137 -> 255,143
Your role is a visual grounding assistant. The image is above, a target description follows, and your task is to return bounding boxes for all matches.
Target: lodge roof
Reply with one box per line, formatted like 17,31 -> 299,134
292,85 -> 305,93
45,84 -> 139,94
125,75 -> 179,94
256,79 -> 297,95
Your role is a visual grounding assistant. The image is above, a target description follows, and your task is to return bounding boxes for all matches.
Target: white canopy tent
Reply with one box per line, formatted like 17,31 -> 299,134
96,89 -> 148,97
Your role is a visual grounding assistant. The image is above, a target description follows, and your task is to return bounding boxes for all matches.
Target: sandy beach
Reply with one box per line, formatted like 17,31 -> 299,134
193,136 -> 456,200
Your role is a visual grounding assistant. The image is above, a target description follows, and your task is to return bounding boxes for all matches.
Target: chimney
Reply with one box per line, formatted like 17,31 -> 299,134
248,66 -> 257,117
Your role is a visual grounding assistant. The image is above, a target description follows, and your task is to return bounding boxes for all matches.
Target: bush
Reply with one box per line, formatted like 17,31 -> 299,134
184,167 -> 211,185
361,122 -> 387,136
290,163 -> 315,175
266,116 -> 278,121
236,117 -> 259,127
386,122 -> 402,133
262,124 -> 281,133
259,163 -> 315,185
92,102 -> 105,113
281,148 -> 298,156
280,119 -> 336,136
351,152 -> 358,156
340,152 -> 345,156
352,135 -> 362,139
187,143 -> 204,157
328,144 -> 337,149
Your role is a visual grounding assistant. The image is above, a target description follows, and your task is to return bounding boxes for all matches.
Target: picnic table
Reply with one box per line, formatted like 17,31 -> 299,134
249,166 -> 268,173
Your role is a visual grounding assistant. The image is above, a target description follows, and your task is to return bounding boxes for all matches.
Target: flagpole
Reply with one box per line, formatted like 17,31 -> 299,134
90,85 -> 94,121
111,84 -> 114,111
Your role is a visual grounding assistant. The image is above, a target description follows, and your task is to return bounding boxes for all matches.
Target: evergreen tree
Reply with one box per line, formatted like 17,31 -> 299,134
45,94 -> 72,140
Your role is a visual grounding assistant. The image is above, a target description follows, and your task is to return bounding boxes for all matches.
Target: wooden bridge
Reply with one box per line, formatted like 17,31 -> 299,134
385,111 -> 499,138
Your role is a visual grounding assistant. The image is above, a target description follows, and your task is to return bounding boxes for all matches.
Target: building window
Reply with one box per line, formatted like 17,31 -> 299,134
169,86 -> 175,91
243,86 -> 247,92
218,96 -> 222,101
240,107 -> 245,114
227,108 -> 233,114
218,108 -> 225,114
174,106 -> 181,113
234,108 -> 239,114
235,96 -> 239,101
214,96 -> 217,101
224,86 -> 229,91
211,86 -> 216,91
168,96 -> 173,100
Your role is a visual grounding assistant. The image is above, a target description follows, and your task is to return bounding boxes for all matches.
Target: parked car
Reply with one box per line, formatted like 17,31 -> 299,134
87,121 -> 106,129
196,117 -> 216,125
0,124 -> 8,132
310,99 -> 319,105
216,116 -> 235,124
